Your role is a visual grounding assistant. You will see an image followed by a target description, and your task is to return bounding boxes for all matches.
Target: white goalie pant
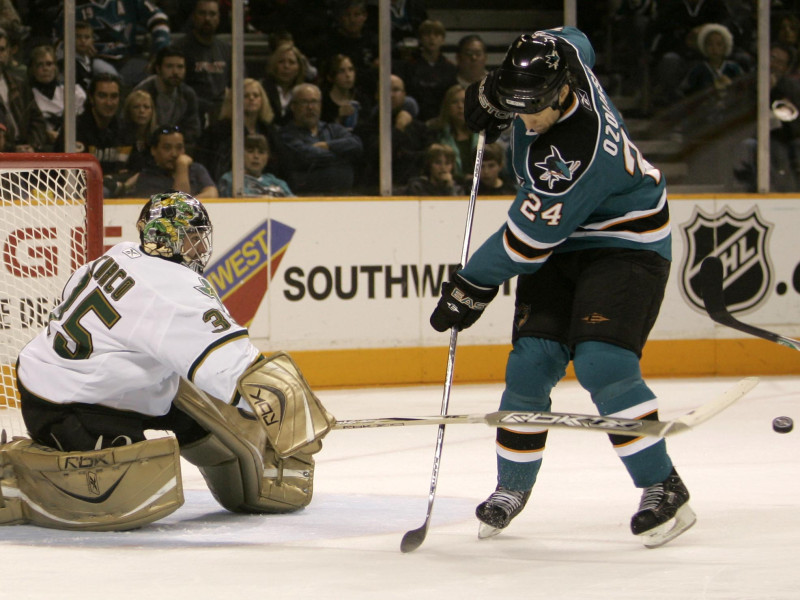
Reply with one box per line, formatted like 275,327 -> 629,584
175,352 -> 335,513
0,436 -> 183,531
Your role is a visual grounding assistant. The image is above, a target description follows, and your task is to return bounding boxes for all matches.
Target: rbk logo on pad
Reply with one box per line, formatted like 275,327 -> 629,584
680,207 -> 772,314
204,219 -> 295,327
246,383 -> 285,428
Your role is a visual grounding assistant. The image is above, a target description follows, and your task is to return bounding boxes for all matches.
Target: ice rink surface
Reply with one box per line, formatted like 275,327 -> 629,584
2,375 -> 799,600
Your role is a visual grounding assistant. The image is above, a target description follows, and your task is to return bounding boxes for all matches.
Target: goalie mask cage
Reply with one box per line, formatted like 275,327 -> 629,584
0,153 -> 103,414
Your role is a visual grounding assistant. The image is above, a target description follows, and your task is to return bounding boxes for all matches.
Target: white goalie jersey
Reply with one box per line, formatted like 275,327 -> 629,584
17,242 -> 260,416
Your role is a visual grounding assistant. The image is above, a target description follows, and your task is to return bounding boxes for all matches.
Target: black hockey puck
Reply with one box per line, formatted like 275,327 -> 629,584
772,416 -> 794,434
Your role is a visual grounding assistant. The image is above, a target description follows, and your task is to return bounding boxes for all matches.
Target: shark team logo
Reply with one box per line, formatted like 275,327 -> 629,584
544,47 -> 560,70
680,207 -> 772,314
535,145 -> 581,190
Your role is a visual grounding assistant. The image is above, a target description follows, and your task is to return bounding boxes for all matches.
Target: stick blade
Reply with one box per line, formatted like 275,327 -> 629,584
400,525 -> 428,553
671,376 -> 759,431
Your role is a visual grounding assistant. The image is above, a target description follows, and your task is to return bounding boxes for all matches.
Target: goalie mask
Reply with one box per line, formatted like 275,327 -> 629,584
495,33 -> 570,114
136,192 -> 213,273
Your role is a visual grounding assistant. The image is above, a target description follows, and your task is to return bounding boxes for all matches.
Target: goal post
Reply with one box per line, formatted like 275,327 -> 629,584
0,153 -> 104,412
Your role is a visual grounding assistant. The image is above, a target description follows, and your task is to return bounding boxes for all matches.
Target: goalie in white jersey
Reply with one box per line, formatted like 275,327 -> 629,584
2,192 -> 335,531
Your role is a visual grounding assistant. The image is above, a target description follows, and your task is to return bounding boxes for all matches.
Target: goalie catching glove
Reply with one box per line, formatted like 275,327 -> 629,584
430,272 -> 499,332
464,72 -> 515,143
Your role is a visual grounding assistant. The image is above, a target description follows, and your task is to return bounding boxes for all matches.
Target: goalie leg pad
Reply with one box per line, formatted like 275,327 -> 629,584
0,436 -> 183,531
237,352 -> 336,458
174,379 -> 316,513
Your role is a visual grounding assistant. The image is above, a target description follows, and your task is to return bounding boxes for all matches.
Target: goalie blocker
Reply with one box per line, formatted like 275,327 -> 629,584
0,352 -> 335,529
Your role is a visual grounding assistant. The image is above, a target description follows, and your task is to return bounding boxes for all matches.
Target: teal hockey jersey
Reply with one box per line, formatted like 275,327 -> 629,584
461,27 -> 670,287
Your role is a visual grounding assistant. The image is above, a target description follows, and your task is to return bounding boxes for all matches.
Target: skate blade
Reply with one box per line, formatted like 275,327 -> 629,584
478,522 -> 504,539
638,503 -> 697,548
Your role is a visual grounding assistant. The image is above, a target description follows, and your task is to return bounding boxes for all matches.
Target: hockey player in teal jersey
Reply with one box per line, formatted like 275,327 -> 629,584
430,27 -> 694,547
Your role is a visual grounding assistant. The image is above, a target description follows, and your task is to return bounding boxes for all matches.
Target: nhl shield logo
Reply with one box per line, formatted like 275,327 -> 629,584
680,207 -> 772,314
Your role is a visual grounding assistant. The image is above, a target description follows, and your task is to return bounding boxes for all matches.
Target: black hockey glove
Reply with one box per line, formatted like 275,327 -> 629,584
464,72 -> 515,143
430,272 -> 499,332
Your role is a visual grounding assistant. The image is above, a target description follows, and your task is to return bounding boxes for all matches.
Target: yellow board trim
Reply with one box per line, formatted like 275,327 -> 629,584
3,339 -> 797,408
288,338 -> 800,388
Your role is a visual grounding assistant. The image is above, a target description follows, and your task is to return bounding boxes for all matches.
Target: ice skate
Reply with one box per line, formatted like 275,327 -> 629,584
476,486 -> 531,539
631,468 -> 696,548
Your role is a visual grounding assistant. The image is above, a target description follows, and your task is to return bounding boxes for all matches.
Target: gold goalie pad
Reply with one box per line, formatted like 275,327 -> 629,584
0,436 -> 183,531
237,352 -> 336,458
174,377 -> 320,513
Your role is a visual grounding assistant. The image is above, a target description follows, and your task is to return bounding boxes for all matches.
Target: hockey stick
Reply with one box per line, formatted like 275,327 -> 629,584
700,256 -> 800,351
334,376 -> 759,436
400,131 -> 487,553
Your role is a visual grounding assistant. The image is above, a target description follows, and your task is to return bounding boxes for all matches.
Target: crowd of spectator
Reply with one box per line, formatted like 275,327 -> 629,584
599,0 -> 800,191
1,0 -> 799,195
0,0 -> 517,197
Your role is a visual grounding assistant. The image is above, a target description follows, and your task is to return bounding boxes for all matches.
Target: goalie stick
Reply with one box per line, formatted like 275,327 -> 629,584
333,376 -> 759,436
700,256 -> 800,351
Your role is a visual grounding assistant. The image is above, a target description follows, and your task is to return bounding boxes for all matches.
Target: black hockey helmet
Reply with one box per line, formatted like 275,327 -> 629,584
495,33 -> 570,114
136,191 -> 213,273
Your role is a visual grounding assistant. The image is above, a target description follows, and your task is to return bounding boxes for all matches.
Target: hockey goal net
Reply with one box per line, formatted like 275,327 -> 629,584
0,154 -> 103,428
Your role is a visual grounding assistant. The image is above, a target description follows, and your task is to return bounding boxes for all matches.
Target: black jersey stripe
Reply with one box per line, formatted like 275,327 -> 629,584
497,427 -> 549,452
607,409 -> 659,447
504,225 -> 553,261
188,330 -> 249,382
579,198 -> 670,236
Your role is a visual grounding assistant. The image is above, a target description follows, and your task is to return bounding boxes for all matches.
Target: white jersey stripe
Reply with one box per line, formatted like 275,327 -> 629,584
496,443 -> 544,463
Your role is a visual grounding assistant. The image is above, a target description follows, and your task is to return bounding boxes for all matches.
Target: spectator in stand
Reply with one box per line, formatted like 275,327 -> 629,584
2,21 -> 26,81
0,28 -> 47,152
218,134 -> 294,197
121,89 -> 158,175
680,23 -> 744,98
735,42 -> 800,192
55,73 -> 135,197
455,34 -> 488,88
0,0 -> 21,33
246,0 -> 332,54
394,19 -> 458,123
261,41 -> 309,126
776,13 -> 800,80
426,84 -> 479,186
309,0 -> 378,99
199,77 -> 284,183
133,46 -> 202,152
69,20 -> 120,95
175,0 -> 232,130
645,0 -> 732,108
386,0 -> 428,60
28,45 -> 87,152
355,73 -> 431,193
609,0 -> 657,96
320,53 -> 370,131
401,143 -> 464,196
51,0 -> 172,88
278,82 -> 363,195
476,142 -> 516,196
133,125 -> 218,198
